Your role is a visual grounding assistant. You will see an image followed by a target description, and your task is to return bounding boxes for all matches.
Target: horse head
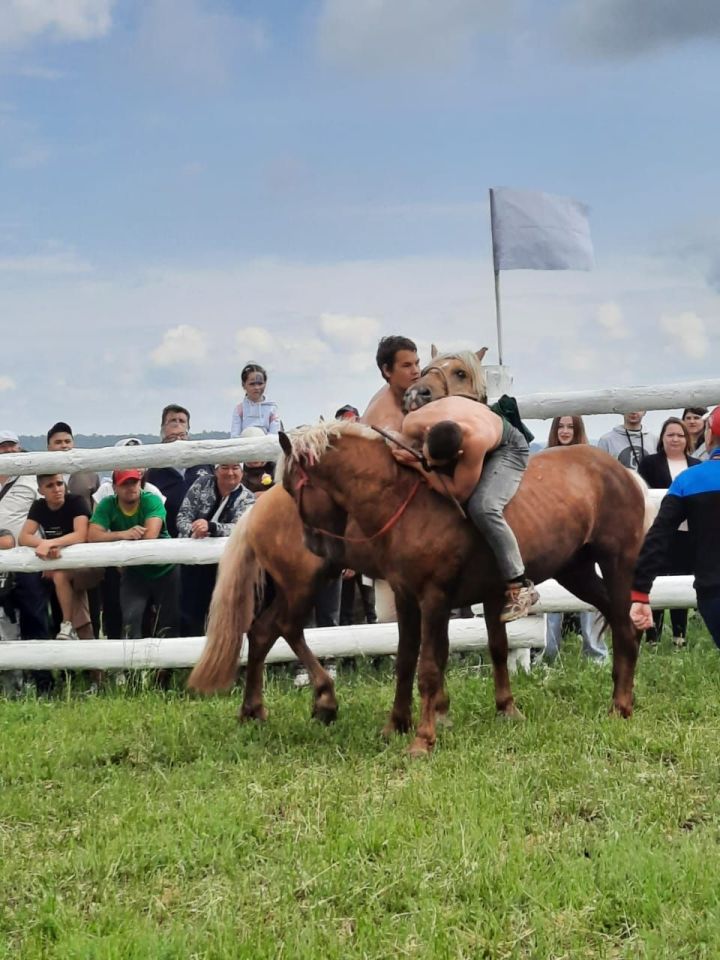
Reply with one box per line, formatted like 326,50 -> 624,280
403,345 -> 488,412
278,425 -> 356,565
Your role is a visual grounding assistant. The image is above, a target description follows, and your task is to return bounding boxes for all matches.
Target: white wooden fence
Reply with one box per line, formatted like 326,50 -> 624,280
1,373 -> 713,675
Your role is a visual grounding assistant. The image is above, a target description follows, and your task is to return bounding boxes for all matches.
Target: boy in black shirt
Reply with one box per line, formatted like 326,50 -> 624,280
19,474 -> 91,641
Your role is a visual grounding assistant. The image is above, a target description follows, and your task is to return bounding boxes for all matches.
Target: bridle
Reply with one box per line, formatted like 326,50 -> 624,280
417,362 -> 480,403
292,464 -> 422,544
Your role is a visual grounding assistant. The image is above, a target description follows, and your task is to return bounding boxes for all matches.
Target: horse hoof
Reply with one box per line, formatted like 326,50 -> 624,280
312,703 -> 338,725
407,737 -> 432,758
382,716 -> 412,738
497,704 -> 525,721
609,702 -> 633,719
238,704 -> 268,723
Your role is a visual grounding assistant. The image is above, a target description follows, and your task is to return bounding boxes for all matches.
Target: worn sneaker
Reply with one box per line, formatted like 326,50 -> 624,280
500,581 -> 539,623
56,620 -> 79,641
672,635 -> 686,648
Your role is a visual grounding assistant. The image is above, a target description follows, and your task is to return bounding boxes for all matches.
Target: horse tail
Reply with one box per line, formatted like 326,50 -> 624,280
188,512 -> 262,694
628,471 -> 657,534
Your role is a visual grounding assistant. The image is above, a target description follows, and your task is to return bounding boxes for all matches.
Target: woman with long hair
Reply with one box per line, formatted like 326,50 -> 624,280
682,406 -> 708,456
544,415 -> 607,662
638,417 -> 700,646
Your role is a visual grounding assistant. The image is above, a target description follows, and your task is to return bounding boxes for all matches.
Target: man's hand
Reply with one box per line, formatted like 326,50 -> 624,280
191,519 -> 209,539
390,446 -> 419,466
35,540 -> 60,560
122,525 -> 146,541
342,568 -> 355,580
630,601 -> 653,631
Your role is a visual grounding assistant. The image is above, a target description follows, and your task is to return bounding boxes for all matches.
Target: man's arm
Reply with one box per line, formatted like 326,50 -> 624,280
630,493 -> 686,629
142,517 -> 163,540
18,518 -> 42,548
89,522 -> 145,542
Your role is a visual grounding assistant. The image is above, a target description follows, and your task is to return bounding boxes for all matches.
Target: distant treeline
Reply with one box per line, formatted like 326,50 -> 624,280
18,431 -> 230,452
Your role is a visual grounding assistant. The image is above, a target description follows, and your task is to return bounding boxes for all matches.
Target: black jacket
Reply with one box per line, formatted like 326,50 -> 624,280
145,464 -> 213,538
638,452 -> 700,490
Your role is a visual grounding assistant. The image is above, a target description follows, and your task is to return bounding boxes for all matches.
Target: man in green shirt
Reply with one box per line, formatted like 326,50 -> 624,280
89,469 -> 179,639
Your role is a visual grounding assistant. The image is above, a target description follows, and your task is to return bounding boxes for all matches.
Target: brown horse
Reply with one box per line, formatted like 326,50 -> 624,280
188,348 -> 487,723
278,417 -> 647,756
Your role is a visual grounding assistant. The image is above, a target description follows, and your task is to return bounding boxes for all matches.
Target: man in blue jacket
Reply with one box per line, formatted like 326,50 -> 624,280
631,407 -> 720,647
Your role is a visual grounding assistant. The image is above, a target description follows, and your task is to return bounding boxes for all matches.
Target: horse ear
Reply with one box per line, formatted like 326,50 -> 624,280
475,347 -> 488,364
431,343 -> 439,358
278,431 -> 293,458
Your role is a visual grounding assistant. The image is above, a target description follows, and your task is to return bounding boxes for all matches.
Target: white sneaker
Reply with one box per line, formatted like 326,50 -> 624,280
56,621 -> 79,641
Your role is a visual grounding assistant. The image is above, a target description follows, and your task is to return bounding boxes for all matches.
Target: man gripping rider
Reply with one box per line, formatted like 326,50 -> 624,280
390,395 -> 537,623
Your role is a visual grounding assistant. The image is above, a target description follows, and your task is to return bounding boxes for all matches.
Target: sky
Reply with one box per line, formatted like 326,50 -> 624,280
1,0 -> 720,441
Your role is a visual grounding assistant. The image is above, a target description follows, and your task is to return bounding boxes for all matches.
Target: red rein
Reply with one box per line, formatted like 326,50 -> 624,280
294,467 -> 422,544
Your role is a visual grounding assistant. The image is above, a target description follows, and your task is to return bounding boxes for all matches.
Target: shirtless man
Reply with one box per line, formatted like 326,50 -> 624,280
361,335 -> 421,431
391,396 -> 537,622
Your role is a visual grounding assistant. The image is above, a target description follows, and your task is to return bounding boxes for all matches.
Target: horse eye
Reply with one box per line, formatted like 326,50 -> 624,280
456,370 -> 466,379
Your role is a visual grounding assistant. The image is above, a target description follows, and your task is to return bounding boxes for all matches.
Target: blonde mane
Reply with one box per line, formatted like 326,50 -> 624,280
275,418 -> 379,477
424,350 -> 487,403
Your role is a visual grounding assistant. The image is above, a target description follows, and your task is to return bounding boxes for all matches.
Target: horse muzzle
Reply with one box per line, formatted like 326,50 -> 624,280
403,384 -> 434,412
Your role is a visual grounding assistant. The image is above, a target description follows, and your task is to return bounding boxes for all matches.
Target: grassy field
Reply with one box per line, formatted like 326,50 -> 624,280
3,623 -> 720,959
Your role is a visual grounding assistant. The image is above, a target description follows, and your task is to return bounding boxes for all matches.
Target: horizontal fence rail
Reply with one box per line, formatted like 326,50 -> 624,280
0,488 -> 668,574
0,618 -> 546,670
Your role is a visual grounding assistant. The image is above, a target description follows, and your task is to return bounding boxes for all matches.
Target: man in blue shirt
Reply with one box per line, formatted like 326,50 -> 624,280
631,407 -> 720,647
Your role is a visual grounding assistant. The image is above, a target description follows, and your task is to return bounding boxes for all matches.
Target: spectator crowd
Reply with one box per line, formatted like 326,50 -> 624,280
0,348 -> 717,694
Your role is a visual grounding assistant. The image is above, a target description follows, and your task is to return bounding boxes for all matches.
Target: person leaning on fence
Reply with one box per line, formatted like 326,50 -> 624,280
543,415 -> 607,663
637,417 -> 700,647
230,363 -> 281,437
176,463 -> 255,636
145,404 -> 213,540
683,407 -> 709,460
0,430 -> 51,652
88,469 -> 180,641
631,407 -> 720,649
19,473 -> 93,643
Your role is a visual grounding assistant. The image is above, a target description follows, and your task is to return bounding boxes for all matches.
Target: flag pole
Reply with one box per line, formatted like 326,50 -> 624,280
489,189 -> 503,365
493,269 -> 503,367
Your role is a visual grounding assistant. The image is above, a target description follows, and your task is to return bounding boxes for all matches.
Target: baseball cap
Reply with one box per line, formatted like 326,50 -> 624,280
239,426 -> 265,438
47,421 -> 72,442
707,407 -> 720,437
113,468 -> 143,485
335,404 -> 359,420
115,437 -> 143,447
0,430 -> 19,444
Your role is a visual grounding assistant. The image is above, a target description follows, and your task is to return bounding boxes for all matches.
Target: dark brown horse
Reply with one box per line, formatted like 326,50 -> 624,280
189,348 -> 487,723
278,417 -> 647,756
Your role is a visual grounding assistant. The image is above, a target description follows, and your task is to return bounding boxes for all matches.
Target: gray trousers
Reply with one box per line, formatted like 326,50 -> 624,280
465,421 -> 529,582
120,567 -> 180,640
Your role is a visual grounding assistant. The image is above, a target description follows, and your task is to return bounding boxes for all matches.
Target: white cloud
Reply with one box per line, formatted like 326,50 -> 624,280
0,376 -> 16,391
596,301 -> 629,339
319,313 -> 381,348
151,324 -> 208,367
134,0 -> 267,87
316,0 -> 511,72
659,311 -> 709,359
0,249 -> 91,275
0,0 -> 114,50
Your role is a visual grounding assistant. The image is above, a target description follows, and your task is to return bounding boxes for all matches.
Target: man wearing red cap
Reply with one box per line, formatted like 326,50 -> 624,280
631,407 -> 720,647
89,469 -> 179,639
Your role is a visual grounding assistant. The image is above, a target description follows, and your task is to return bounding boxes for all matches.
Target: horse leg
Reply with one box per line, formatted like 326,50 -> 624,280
483,593 -> 524,719
238,594 -> 286,722
383,593 -> 421,737
408,591 -> 451,757
591,553 -> 640,717
282,625 -> 338,724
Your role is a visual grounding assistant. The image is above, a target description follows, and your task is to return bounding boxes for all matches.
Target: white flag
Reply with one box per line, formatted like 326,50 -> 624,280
490,187 -> 594,272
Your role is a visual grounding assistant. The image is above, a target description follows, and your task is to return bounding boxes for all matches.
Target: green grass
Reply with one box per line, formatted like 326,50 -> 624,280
3,622 -> 720,959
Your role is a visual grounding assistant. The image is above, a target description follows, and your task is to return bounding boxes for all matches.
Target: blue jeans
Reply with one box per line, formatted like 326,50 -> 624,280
697,590 -> 720,650
465,421 -> 529,582
545,611 -> 608,662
